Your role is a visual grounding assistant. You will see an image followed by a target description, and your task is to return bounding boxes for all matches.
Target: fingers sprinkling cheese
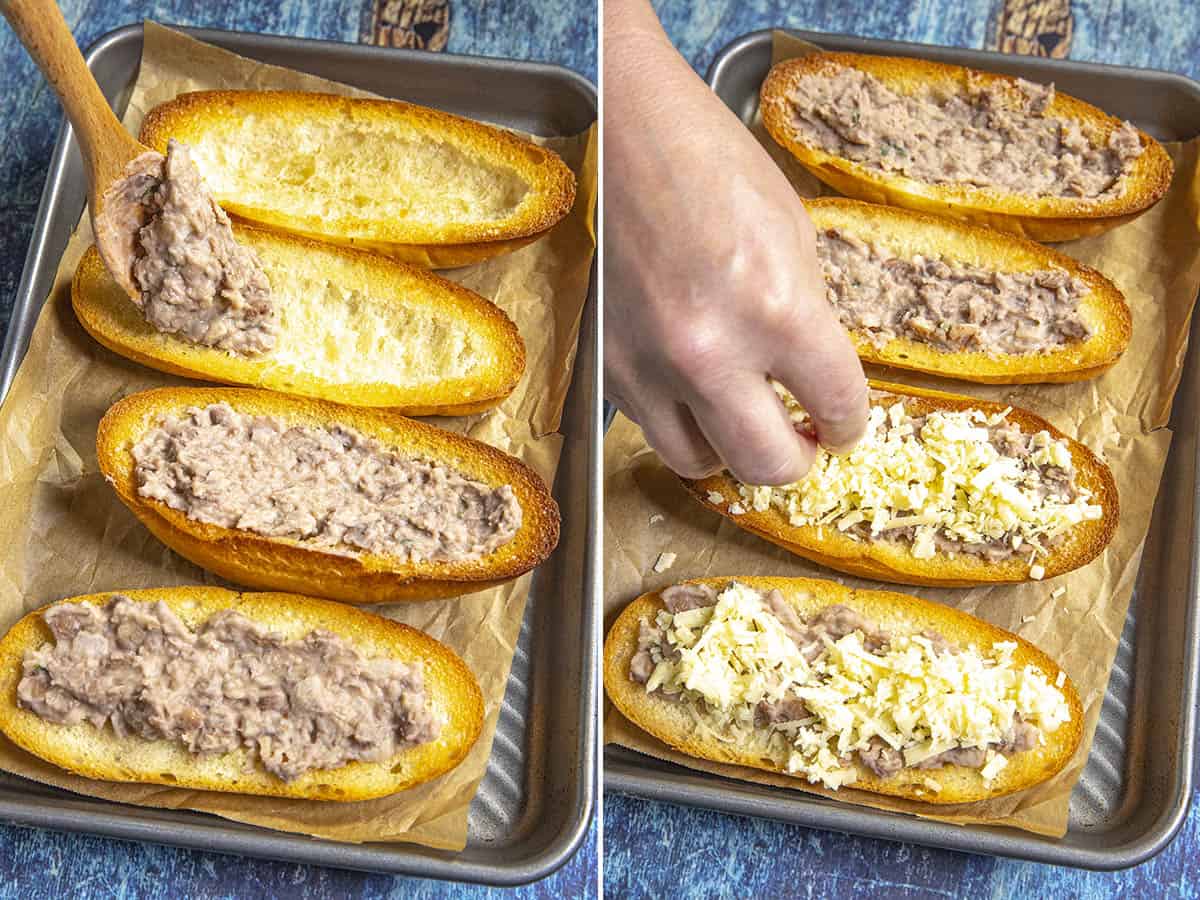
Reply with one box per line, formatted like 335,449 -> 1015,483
734,386 -> 1103,567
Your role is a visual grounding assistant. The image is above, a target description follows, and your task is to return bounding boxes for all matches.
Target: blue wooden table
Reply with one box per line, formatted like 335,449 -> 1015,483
0,1 -> 595,897
604,1 -> 1200,897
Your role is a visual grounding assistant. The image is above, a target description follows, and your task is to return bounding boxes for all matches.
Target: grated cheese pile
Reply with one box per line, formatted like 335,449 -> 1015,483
642,582 -> 1072,790
735,389 -> 1103,563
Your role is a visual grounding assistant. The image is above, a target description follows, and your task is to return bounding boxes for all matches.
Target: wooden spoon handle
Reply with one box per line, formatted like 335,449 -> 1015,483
1,0 -> 141,203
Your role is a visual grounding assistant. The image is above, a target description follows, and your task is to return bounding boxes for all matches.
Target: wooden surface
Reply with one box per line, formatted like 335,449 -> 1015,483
603,1 -> 1200,897
365,0 -> 450,51
0,1 -> 595,897
988,0 -> 1073,58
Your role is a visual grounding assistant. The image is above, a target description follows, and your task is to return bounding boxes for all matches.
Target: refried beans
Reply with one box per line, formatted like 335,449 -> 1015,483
132,403 -> 522,563
630,585 -> 1042,778
99,139 -> 275,355
787,67 -> 1143,199
17,596 -> 439,782
817,228 -> 1091,355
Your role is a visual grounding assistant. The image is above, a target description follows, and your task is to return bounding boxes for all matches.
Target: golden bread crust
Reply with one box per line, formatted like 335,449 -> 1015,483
684,381 -> 1118,586
604,575 -> 1084,805
0,587 -> 484,800
762,53 -> 1173,241
72,224 -> 526,414
806,197 -> 1132,383
140,90 -> 577,259
96,387 -> 561,603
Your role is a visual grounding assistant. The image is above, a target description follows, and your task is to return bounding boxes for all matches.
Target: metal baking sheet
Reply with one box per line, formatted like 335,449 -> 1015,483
0,24 -> 598,886
604,28 -> 1200,870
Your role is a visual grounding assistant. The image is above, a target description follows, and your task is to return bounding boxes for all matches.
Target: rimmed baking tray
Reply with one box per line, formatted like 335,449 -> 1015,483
604,28 -> 1200,870
0,23 -> 599,886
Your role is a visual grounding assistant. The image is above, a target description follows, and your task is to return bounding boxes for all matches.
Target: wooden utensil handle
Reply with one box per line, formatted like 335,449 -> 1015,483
1,0 -> 133,188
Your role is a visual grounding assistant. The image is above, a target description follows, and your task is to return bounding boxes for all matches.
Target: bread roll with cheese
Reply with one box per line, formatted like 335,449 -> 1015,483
605,577 -> 1083,805
762,53 -> 1172,241
97,387 -> 560,603
140,91 -> 577,267
0,587 -> 483,801
807,198 -> 1131,384
73,224 -> 525,415
685,382 -> 1117,586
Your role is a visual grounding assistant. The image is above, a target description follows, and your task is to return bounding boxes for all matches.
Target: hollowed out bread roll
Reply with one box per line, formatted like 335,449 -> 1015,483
0,587 -> 484,801
140,90 -> 577,267
806,198 -> 1131,383
684,382 -> 1118,587
762,53 -> 1173,241
97,387 -> 560,603
73,224 -> 525,415
604,576 -> 1084,805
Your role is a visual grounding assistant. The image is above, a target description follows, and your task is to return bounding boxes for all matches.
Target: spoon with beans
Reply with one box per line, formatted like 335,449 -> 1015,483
1,0 -> 271,336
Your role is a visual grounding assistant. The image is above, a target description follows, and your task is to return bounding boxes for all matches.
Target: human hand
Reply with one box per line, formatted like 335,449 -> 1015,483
604,5 -> 869,485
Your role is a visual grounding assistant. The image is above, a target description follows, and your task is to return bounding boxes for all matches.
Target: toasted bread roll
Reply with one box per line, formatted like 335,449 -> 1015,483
97,388 -> 560,603
139,91 -> 577,267
762,53 -> 1172,241
0,587 -> 483,800
807,198 -> 1131,383
73,224 -> 525,415
604,576 -> 1083,805
685,382 -> 1117,586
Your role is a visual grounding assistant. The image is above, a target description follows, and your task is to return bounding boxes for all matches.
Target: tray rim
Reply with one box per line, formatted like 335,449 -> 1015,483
706,27 -> 1200,102
603,25 -> 1200,872
0,21 -> 599,887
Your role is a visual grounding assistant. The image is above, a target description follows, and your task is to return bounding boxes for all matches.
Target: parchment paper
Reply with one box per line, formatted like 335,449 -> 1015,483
0,23 -> 596,850
604,31 -> 1200,837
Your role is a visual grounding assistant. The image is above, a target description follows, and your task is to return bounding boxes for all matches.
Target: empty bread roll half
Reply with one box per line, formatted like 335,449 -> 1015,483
140,90 -> 578,267
73,224 -> 526,415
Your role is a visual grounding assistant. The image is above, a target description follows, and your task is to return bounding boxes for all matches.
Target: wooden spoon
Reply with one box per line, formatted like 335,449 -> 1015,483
2,0 -> 159,300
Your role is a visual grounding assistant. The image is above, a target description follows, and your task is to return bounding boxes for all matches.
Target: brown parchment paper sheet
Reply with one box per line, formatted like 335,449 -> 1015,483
0,23 -> 596,850
603,31 -> 1200,838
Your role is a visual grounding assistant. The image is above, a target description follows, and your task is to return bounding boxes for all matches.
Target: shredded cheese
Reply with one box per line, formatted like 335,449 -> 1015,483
652,552 -> 677,573
735,389 -> 1101,566
980,750 -> 1009,783
642,582 -> 1072,790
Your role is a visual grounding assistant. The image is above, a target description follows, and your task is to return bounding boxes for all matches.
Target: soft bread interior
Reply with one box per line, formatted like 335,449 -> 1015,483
249,229 -> 503,386
73,225 -> 525,412
190,119 -> 531,232
139,92 -> 577,251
